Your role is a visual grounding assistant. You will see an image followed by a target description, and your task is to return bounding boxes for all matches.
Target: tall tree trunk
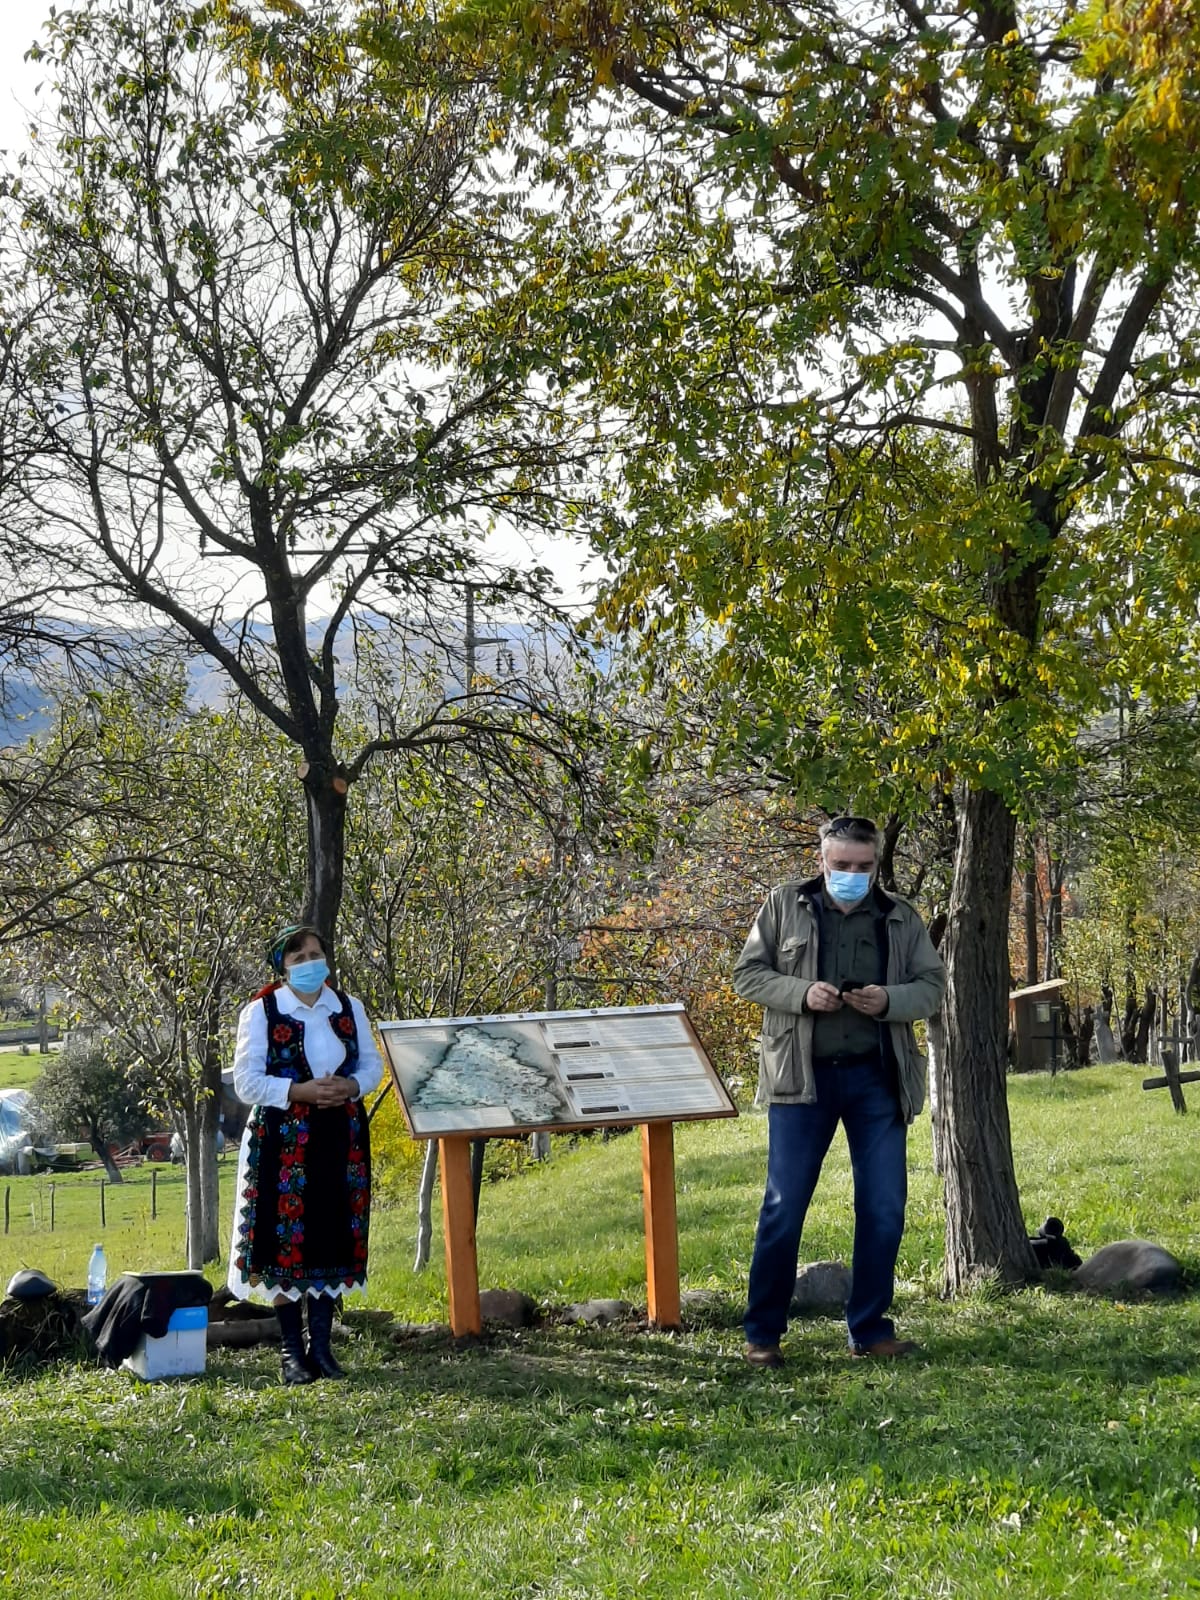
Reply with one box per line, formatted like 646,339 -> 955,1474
1076,1005 -> 1094,1068
198,1087 -> 222,1265
1186,949 -> 1200,1063
939,788 -> 1037,1290
182,1103 -> 204,1270
1021,838 -> 1038,986
198,998 -> 223,1262
1042,845 -> 1064,983
88,1118 -> 124,1184
531,967 -> 557,1161
413,1139 -> 438,1272
1121,911 -> 1138,1056
1132,988 -> 1157,1065
926,1010 -> 946,1176
1056,1000 -> 1076,1071
304,766 -> 348,949
1120,989 -> 1139,1059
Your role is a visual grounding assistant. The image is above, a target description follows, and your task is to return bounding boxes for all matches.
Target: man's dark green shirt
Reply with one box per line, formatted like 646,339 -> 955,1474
811,889 -> 887,1061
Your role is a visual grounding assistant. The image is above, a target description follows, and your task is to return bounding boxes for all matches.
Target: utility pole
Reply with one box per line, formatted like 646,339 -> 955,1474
464,584 -> 505,1216
463,583 -> 505,693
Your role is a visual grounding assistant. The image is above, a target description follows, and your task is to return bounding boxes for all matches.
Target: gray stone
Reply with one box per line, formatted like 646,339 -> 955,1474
1075,1240 -> 1184,1295
790,1260 -> 852,1314
680,1289 -> 725,1313
1094,1020 -> 1122,1063
388,1321 -> 449,1342
479,1287 -> 537,1327
563,1298 -> 633,1326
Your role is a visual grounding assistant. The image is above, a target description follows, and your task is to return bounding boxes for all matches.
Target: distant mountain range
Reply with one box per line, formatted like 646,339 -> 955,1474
0,612 -> 579,745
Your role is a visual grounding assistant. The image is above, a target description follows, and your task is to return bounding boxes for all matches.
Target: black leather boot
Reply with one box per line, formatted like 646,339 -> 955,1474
277,1298 -> 316,1385
305,1293 -> 346,1379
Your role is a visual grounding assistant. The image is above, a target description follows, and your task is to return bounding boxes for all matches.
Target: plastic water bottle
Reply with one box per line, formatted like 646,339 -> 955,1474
86,1244 -> 107,1306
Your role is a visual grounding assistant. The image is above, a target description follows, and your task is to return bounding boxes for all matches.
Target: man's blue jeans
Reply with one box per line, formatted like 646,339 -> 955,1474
744,1060 -> 908,1351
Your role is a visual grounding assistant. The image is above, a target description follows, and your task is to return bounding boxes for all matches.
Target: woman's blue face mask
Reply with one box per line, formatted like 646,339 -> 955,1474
286,957 -> 329,994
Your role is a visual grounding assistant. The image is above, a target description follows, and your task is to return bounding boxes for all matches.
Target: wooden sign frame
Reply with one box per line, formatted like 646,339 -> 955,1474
379,1003 -> 736,1139
377,1005 -> 737,1336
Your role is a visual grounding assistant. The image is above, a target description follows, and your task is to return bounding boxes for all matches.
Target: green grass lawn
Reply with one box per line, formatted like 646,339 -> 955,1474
0,1066 -> 1196,1598
0,1046 -> 47,1092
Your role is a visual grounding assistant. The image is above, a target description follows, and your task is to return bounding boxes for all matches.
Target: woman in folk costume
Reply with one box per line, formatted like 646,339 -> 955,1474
228,924 -> 383,1384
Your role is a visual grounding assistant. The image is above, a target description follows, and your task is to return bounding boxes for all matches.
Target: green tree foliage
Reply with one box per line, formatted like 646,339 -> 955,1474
20,682 -> 295,1263
1,0 -> 604,946
31,1034 -> 154,1185
1060,702 -> 1200,1054
451,0 -> 1200,1284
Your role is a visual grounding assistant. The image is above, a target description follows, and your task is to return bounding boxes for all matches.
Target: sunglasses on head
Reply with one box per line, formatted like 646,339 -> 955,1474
824,816 -> 876,835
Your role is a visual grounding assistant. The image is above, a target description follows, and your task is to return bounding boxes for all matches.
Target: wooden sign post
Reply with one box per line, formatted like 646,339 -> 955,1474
439,1137 -> 482,1336
641,1122 -> 680,1330
437,1120 -> 684,1338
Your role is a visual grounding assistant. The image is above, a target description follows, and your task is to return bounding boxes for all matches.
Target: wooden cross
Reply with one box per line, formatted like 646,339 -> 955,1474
1142,1047 -> 1196,1114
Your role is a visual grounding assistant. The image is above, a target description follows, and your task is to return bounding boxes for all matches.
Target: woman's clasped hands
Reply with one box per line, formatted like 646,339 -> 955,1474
289,1076 -> 359,1108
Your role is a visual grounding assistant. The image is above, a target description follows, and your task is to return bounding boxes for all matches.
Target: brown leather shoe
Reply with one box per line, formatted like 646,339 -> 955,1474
744,1342 -> 785,1368
851,1336 -> 919,1359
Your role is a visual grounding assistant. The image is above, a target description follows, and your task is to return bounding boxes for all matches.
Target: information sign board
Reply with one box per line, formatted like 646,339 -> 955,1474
379,1003 -> 736,1139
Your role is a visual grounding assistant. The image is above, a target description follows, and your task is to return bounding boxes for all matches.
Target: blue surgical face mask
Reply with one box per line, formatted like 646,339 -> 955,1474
286,958 -> 329,994
826,869 -> 872,905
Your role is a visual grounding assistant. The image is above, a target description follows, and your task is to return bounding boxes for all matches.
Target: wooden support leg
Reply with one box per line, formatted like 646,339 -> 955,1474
642,1121 -> 681,1330
439,1136 -> 482,1336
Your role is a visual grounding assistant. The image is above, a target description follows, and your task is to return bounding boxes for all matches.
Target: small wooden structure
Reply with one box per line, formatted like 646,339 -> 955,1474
1009,980 -> 1068,1073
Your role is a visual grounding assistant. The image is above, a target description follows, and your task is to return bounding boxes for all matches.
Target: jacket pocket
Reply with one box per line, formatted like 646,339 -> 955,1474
778,935 -> 808,974
760,1008 -> 798,1094
892,1026 -> 927,1122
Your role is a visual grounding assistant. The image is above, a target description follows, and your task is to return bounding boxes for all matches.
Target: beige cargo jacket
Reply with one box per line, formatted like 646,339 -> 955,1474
732,876 -> 947,1123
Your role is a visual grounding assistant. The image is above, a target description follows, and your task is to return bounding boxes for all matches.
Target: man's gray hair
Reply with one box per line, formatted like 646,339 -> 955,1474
818,816 -> 881,859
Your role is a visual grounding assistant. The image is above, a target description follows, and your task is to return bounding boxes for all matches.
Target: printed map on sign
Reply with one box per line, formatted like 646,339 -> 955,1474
379,1004 -> 737,1138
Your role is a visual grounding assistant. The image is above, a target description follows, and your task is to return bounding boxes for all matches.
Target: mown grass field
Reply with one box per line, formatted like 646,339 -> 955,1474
0,1065 -> 1197,1599
0,1046 -> 44,1092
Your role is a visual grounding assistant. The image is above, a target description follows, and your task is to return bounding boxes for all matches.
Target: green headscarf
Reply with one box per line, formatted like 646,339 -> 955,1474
267,923 -> 324,975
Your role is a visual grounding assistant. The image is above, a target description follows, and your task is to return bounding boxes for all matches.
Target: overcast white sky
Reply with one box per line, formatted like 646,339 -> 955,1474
0,2 -> 51,160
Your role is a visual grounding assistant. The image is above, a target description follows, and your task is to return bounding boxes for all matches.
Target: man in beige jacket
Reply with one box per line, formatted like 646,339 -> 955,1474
733,816 -> 946,1366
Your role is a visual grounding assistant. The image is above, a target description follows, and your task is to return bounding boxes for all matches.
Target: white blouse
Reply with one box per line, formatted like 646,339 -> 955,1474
232,984 -> 384,1112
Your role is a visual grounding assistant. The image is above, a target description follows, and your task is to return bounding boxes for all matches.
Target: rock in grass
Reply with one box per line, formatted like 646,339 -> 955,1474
790,1261 -> 852,1314
563,1298 -> 633,1326
1074,1240 -> 1184,1295
679,1289 -> 729,1324
388,1321 -> 449,1343
479,1288 -> 537,1327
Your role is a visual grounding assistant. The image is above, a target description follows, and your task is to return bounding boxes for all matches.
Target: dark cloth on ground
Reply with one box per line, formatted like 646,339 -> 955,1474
81,1271 -> 212,1367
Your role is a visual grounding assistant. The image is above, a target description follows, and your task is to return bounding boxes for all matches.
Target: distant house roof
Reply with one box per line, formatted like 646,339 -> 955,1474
1009,980 -> 1068,1002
